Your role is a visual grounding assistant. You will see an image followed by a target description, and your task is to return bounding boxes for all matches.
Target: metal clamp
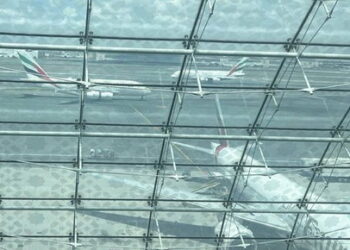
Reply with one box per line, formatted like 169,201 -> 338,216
147,196 -> 158,207
70,195 -> 82,205
296,198 -> 308,209
182,35 -> 189,48
142,233 -> 153,243
285,234 -> 295,244
161,122 -> 173,133
154,161 -> 164,170
79,31 -> 84,45
247,123 -> 258,134
312,163 -> 323,174
233,162 -> 244,172
330,125 -> 343,137
74,119 -> 86,130
79,31 -> 94,45
284,38 -> 300,52
191,35 -> 198,49
69,232 -> 79,242
215,233 -> 224,244
88,31 -> 93,45
223,200 -> 232,209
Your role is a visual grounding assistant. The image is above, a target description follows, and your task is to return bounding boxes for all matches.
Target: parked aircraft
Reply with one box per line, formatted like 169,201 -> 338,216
17,51 -> 151,99
171,57 -> 248,81
170,94 -> 350,250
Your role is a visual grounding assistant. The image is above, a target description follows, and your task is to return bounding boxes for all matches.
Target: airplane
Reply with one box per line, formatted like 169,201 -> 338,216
171,57 -> 249,82
170,94 -> 350,249
16,50 -> 151,100
82,171 -> 290,250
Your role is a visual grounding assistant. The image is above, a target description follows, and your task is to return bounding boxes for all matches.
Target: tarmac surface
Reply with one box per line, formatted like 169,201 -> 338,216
0,56 -> 350,249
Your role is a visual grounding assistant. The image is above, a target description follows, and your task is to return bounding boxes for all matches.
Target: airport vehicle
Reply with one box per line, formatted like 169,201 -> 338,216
171,57 -> 248,81
17,51 -> 151,99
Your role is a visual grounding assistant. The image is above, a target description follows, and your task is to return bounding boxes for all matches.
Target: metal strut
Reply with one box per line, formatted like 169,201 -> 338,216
286,105 -> 350,250
143,1 -> 208,249
216,1 -> 320,248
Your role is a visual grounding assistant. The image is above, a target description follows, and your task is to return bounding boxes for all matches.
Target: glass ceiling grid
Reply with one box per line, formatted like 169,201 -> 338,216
1,0 -> 350,250
142,1 -> 210,248
214,0 -> 320,243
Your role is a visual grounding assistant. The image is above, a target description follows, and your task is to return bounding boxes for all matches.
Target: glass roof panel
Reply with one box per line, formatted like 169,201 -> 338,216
152,239 -> 220,250
87,53 -> 182,86
201,1 -> 311,42
77,238 -> 145,250
261,91 -> 350,129
79,166 -> 157,201
77,210 -> 150,240
1,210 -> 73,236
301,0 -> 350,45
0,135 -> 77,161
0,239 -> 71,250
0,164 -> 75,199
174,93 -> 266,128
151,211 -> 220,238
85,53 -> 183,126
82,137 -> 163,164
187,56 -> 283,87
90,0 -> 198,38
0,0 -> 86,35
0,50 -> 82,123
1,0 -> 349,249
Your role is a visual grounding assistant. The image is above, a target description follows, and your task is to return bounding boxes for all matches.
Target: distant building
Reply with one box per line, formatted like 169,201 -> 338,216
0,49 -> 38,58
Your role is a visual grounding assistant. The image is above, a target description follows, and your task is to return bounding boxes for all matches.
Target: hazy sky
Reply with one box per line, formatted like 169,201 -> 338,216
0,0 -> 348,46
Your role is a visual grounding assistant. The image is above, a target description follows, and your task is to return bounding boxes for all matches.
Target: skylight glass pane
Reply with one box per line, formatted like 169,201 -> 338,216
0,0 -> 86,35
90,0 -> 198,38
0,0 -> 349,249
201,1 -> 312,42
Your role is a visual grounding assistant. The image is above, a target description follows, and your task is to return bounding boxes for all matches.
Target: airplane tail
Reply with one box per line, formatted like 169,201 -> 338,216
17,51 -> 53,82
226,57 -> 249,77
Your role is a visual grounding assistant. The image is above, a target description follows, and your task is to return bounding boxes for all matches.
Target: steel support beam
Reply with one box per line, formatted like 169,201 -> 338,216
1,42 -> 350,59
1,207 -> 350,214
1,234 -> 350,241
286,105 -> 350,249
216,1 -> 321,247
143,1 -> 208,249
2,197 -> 350,205
2,130 -> 350,142
1,31 -> 350,48
1,80 -> 350,93
1,160 -> 350,170
2,119 -> 350,133
69,1 -> 92,248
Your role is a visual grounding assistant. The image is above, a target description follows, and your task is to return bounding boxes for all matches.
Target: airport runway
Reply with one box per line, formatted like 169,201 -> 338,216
1,56 -> 350,249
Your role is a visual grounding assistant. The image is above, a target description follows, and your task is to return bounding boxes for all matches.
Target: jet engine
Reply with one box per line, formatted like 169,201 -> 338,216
86,90 -> 114,99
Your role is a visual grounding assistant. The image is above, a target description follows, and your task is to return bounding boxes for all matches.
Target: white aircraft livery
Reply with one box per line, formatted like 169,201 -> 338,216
17,51 -> 151,99
171,57 -> 248,81
172,94 -> 350,250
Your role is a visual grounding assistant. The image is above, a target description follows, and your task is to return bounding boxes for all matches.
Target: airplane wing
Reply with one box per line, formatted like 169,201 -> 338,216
79,172 -> 291,242
179,194 -> 291,234
171,141 -> 213,155
90,78 -> 142,86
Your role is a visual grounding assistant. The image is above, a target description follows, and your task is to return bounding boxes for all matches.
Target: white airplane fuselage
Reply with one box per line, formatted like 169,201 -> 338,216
171,69 -> 245,81
213,145 -> 350,250
35,79 -> 151,100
